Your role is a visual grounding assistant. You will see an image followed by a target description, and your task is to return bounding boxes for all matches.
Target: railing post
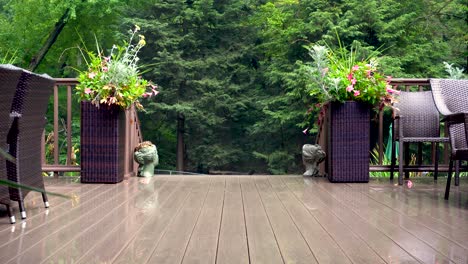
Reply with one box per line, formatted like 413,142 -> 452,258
66,85 -> 72,166
41,130 -> 46,165
124,108 -> 130,176
53,84 -> 59,178
378,109 -> 383,165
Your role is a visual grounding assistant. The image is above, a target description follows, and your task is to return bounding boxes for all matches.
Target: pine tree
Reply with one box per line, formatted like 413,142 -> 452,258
131,0 -> 259,172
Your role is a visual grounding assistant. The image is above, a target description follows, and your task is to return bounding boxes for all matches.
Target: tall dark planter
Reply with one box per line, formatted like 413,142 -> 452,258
80,101 -> 126,183
327,101 -> 370,182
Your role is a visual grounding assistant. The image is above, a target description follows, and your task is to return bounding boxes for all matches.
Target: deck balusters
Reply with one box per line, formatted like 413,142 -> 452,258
42,78 -> 141,177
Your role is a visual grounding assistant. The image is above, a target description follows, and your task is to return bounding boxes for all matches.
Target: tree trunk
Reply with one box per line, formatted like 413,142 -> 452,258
176,113 -> 185,172
28,8 -> 71,72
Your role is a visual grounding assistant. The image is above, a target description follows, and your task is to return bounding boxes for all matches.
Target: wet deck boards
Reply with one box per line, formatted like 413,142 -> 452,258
0,175 -> 467,264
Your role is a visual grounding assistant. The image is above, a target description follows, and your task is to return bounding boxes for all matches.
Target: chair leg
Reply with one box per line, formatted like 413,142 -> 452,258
18,200 -> 26,219
390,140 -> 396,180
434,143 -> 439,181
42,192 -> 49,208
5,204 -> 16,224
417,142 -> 423,165
454,160 -> 460,186
399,140 -> 404,185
445,159 -> 453,200
404,142 -> 410,179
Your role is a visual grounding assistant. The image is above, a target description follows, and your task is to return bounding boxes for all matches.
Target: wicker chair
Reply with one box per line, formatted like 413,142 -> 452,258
0,65 -> 23,224
390,91 -> 449,185
6,69 -> 55,219
430,79 -> 468,199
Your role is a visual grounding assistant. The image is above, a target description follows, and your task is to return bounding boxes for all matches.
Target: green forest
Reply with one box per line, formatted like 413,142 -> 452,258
1,0 -> 466,174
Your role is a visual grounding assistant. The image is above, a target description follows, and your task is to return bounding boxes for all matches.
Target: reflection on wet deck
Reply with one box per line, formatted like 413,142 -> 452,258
0,175 -> 467,263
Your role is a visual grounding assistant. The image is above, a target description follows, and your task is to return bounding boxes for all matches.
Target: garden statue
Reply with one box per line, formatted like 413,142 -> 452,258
302,144 -> 325,177
134,141 -> 159,177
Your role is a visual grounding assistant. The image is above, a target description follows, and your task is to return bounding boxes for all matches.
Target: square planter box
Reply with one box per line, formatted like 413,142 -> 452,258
80,101 -> 126,183
327,101 -> 370,182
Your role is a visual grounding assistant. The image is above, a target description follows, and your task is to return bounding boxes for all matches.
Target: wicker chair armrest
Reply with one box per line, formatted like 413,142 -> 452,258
392,105 -> 400,119
441,112 -> 468,124
444,113 -> 468,152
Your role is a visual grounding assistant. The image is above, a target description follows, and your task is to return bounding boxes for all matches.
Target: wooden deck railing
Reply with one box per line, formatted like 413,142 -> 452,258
318,78 -> 466,174
44,78 -> 462,177
41,78 -> 142,177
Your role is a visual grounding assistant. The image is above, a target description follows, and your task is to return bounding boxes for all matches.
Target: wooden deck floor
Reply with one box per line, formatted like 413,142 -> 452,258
0,175 -> 467,264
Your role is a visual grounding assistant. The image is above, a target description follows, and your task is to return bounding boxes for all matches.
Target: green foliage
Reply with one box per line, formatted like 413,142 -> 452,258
2,0 -> 465,175
443,62 -> 467,79
0,49 -> 17,64
253,150 -> 294,175
0,0 -> 125,74
370,146 -> 391,178
129,0 -> 262,172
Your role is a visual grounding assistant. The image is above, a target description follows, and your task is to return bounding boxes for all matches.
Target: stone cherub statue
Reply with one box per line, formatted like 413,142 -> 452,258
302,144 -> 326,177
134,141 -> 159,177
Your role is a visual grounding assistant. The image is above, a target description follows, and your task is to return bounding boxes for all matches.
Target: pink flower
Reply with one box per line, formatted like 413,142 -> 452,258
142,92 -> 153,98
302,128 -> 308,134
351,78 -> 357,85
386,85 -> 401,95
346,85 -> 354,92
347,73 -> 353,81
88,72 -> 96,79
407,180 -> 413,188
352,65 -> 359,71
353,90 -> 360,96
148,83 -> 159,96
104,57 -> 110,62
365,70 -> 372,77
102,67 -> 108,72
84,88 -> 92,94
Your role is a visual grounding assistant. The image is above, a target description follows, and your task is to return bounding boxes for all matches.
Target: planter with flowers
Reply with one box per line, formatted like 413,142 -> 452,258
75,26 -> 157,183
305,44 -> 398,182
